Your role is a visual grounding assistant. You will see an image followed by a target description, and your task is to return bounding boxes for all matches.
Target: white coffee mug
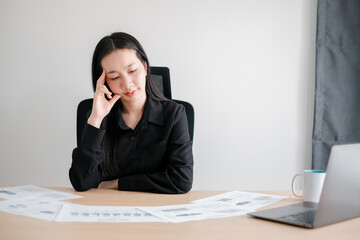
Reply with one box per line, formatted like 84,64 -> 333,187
291,170 -> 326,203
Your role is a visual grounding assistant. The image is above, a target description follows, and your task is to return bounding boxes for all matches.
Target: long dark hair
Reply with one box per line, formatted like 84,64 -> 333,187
91,32 -> 166,178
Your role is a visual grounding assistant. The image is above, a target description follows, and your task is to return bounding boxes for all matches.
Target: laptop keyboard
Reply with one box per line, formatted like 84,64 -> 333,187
279,210 -> 316,224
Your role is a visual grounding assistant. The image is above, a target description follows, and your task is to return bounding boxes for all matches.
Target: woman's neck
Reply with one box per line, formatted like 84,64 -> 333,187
121,95 -> 147,115
121,95 -> 147,130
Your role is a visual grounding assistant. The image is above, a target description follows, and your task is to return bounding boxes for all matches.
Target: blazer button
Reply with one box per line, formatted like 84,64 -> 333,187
130,136 -> 135,141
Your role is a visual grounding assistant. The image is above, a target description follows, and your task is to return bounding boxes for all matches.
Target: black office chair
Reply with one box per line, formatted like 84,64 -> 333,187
150,67 -> 194,143
172,99 -> 194,144
76,66 -> 194,146
149,66 -> 172,99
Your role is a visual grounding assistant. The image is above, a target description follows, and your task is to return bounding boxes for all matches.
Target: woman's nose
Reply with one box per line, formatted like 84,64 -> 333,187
121,76 -> 133,89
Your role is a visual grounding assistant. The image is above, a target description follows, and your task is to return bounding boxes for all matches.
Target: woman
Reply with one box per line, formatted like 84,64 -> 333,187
69,32 -> 193,194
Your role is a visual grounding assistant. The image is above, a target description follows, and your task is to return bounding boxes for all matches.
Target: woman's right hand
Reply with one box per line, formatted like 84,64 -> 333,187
87,70 -> 121,128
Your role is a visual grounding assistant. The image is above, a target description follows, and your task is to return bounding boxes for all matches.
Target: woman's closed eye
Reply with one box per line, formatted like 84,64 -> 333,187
129,68 -> 137,74
110,76 -> 119,80
108,68 -> 136,80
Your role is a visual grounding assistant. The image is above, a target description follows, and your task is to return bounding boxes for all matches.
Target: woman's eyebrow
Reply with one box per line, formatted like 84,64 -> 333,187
126,62 -> 136,69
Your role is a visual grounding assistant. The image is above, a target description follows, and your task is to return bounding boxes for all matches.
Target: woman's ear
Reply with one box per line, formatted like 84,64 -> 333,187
144,62 -> 148,76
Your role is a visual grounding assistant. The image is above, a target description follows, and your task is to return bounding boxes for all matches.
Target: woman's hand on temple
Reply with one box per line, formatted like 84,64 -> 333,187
87,70 -> 121,128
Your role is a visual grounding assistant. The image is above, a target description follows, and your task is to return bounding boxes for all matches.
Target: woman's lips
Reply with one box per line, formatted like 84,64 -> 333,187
125,89 -> 137,97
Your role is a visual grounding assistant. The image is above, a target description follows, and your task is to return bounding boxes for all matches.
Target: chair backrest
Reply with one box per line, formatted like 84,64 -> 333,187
173,99 -> 195,143
77,98 -> 93,147
149,67 -> 194,142
150,66 -> 172,99
76,66 -> 194,146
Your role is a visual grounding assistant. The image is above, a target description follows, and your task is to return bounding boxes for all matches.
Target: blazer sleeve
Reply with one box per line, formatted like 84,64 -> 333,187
117,105 -> 194,194
69,124 -> 106,191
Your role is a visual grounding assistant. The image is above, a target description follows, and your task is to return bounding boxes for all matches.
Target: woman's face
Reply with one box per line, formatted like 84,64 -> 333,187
101,48 -> 147,103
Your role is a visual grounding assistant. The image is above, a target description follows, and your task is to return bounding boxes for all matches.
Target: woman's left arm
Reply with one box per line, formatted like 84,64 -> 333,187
117,105 -> 194,194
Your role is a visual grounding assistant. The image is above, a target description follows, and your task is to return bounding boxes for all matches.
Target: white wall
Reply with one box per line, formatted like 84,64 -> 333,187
0,0 -> 317,190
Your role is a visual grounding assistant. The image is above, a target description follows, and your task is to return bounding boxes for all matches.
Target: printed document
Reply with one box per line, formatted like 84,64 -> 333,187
56,204 -> 165,222
0,187 -> 287,223
192,191 -> 288,210
139,202 -> 251,223
0,185 -> 82,201
0,196 -> 71,221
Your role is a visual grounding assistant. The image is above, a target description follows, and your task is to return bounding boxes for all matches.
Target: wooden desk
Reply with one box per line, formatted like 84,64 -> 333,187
0,187 -> 359,240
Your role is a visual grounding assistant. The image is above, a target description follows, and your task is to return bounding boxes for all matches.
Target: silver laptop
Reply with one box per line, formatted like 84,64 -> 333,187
248,143 -> 360,228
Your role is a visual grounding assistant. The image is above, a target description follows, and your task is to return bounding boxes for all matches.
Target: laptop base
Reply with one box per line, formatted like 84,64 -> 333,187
248,202 -> 317,228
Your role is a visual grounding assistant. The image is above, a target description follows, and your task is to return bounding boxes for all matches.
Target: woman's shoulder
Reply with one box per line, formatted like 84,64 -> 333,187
158,98 -> 184,113
150,97 -> 185,120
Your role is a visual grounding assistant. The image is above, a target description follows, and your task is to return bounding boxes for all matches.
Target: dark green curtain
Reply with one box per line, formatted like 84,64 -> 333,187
312,0 -> 360,170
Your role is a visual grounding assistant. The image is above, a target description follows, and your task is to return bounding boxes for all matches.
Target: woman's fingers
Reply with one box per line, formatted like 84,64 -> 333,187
95,70 -> 113,99
89,69 -> 119,126
104,87 -> 113,99
88,71 -> 120,128
96,69 -> 106,89
108,94 -> 121,106
98,85 -> 113,99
